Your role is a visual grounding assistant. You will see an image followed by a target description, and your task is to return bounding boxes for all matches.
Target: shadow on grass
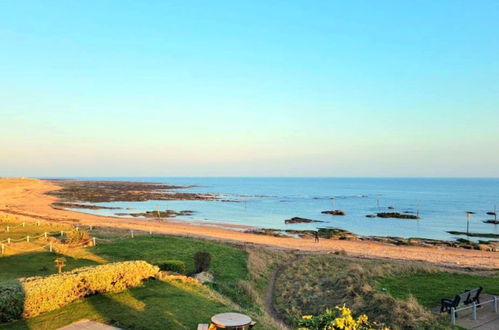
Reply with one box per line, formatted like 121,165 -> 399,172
85,280 -> 228,330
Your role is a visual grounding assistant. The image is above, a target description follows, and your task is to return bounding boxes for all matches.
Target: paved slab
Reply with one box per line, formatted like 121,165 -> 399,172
57,319 -> 121,330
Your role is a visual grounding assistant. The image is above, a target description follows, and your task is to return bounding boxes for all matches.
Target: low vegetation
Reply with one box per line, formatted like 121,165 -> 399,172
0,261 -> 158,321
273,254 -> 497,329
157,260 -> 186,274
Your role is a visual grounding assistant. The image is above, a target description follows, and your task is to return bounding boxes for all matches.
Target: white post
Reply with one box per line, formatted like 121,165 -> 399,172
6,226 -> 9,232
37,221 -> 40,226
61,230 -> 64,236
89,225 -> 93,231
451,307 -> 456,325
22,222 -> 25,227
131,230 -> 134,238
75,226 -> 79,231
44,232 -> 47,239
26,235 -> 30,243
149,229 -> 152,235
7,238 -> 10,244
472,302 -> 477,320
49,242 -> 53,252
494,296 -> 498,313
92,237 -> 96,246
1,243 -> 4,255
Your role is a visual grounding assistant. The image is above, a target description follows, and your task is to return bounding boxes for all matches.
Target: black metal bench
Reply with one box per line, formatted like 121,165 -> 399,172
441,287 -> 482,314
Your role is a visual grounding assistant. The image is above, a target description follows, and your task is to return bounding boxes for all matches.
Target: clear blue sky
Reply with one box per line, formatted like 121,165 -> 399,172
1,1 -> 498,177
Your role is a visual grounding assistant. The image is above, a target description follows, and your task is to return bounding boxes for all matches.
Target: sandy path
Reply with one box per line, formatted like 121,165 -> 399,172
1,178 -> 498,269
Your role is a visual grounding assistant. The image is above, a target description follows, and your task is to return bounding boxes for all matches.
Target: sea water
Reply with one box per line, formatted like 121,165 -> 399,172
63,177 -> 499,241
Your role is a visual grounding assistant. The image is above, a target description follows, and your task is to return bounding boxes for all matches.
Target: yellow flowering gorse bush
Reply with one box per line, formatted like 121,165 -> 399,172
298,305 -> 389,330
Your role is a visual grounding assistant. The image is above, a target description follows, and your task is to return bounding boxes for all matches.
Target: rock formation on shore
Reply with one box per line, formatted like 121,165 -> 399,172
321,210 -> 346,216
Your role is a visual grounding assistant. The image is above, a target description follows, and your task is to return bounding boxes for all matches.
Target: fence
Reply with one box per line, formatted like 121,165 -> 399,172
450,296 -> 499,325
1,226 -> 150,256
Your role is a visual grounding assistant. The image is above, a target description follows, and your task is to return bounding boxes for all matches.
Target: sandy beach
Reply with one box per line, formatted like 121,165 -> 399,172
1,178 -> 498,269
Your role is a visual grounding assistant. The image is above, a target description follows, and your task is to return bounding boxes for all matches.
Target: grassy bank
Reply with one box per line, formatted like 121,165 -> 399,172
1,280 -> 232,330
273,254 -> 499,329
378,271 -> 499,307
0,217 -> 283,329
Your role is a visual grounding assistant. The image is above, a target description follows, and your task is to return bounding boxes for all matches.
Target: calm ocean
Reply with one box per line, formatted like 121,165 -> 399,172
65,177 -> 499,241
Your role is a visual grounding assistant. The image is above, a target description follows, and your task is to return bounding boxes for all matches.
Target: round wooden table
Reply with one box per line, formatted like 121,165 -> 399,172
211,312 -> 252,329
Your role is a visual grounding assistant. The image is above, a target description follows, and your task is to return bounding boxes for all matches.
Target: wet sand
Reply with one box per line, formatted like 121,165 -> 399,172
1,178 -> 498,269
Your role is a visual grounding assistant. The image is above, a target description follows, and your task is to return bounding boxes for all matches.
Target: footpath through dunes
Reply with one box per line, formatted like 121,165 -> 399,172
1,178 -> 499,269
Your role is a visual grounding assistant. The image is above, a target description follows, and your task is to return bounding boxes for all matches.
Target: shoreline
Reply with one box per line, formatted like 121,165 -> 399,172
0,177 -> 498,269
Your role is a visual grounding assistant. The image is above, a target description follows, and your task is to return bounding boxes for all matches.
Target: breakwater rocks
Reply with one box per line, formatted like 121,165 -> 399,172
246,227 -> 499,252
447,231 -> 499,239
376,212 -> 420,219
117,210 -> 194,218
321,210 -> 346,216
48,180 -> 216,202
284,217 -> 324,224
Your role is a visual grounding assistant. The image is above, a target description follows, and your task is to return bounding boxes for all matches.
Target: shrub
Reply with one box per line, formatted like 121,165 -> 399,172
64,229 -> 91,246
0,260 -> 159,320
0,281 -> 24,322
156,260 -> 186,274
194,251 -> 211,273
297,305 -> 387,330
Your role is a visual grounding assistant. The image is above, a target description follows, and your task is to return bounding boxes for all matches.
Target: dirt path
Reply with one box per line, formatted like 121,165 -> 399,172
1,178 -> 499,269
264,254 -> 303,330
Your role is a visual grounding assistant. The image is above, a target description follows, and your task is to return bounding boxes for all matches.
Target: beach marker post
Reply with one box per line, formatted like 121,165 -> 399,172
49,242 -> 53,252
1,244 -> 4,255
6,226 -> 9,232
130,230 -> 134,238
44,232 -> 47,239
466,211 -> 473,235
37,221 -> 40,226
22,222 -> 25,227
26,235 -> 30,243
7,238 -> 11,244
92,237 -> 96,246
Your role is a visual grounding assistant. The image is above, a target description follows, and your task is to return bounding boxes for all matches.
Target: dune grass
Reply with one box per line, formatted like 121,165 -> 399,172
0,279 -> 233,330
377,271 -> 499,307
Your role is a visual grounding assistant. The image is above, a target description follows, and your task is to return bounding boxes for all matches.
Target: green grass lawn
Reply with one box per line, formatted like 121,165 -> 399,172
91,235 -> 250,306
377,271 -> 499,307
0,234 -> 257,329
0,252 -> 97,280
0,279 -> 233,330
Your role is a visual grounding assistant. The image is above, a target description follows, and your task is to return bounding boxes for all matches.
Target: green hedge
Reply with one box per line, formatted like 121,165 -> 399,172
0,260 -> 159,321
157,260 -> 186,274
